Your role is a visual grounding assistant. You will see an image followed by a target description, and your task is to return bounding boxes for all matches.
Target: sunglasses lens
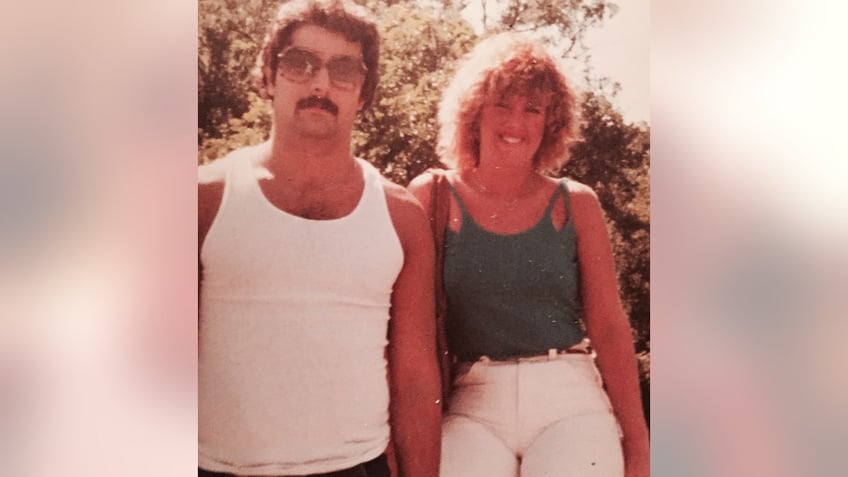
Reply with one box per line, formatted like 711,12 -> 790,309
277,48 -> 365,89
278,49 -> 316,83
327,58 -> 364,88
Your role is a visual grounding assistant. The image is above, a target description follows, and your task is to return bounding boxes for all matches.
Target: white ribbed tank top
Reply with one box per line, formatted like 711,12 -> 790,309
198,148 -> 403,475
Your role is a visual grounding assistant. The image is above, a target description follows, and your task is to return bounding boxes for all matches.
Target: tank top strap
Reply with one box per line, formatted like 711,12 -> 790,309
357,157 -> 378,185
555,178 -> 573,225
231,151 -> 269,204
445,177 -> 471,219
542,179 -> 564,219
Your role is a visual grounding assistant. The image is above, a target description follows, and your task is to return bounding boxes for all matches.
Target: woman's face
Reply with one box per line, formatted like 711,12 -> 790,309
477,92 -> 548,169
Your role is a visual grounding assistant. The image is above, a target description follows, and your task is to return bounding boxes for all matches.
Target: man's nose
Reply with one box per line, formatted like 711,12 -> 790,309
309,66 -> 331,95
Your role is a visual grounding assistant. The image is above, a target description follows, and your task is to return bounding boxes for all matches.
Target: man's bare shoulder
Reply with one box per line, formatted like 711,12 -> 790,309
407,168 -> 455,209
198,142 -> 271,248
380,176 -> 432,245
406,171 -> 436,208
381,177 -> 428,219
407,171 -> 437,193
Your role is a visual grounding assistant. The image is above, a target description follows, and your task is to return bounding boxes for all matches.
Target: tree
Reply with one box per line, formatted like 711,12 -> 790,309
353,2 -> 477,184
565,93 -> 650,350
198,0 -> 274,156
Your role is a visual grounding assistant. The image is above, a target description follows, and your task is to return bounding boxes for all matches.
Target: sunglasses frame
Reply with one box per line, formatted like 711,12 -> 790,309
275,47 -> 367,91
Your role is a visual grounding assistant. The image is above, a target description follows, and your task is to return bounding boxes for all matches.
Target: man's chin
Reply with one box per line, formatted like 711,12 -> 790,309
293,122 -> 337,139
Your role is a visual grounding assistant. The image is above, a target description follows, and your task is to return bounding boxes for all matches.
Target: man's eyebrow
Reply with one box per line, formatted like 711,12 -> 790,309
287,46 -> 362,61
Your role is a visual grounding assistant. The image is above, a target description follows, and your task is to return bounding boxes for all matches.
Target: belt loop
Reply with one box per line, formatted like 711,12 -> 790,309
548,348 -> 557,360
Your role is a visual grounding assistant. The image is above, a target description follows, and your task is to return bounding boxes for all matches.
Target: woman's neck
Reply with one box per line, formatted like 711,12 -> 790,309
465,161 -> 539,202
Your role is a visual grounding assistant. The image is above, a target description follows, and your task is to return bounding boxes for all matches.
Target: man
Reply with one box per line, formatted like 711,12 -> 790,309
198,1 -> 441,476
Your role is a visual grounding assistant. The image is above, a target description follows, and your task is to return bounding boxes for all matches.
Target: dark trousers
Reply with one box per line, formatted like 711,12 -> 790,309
198,453 -> 390,477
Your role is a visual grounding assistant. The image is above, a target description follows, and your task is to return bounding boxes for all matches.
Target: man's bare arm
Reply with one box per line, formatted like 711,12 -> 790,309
384,181 -> 441,477
198,179 -> 224,306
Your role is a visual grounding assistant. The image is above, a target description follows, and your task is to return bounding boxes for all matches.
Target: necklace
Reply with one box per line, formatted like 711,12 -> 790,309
466,169 -> 533,212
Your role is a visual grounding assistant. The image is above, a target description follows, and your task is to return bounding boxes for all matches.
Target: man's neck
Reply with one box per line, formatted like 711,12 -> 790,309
267,129 -> 356,185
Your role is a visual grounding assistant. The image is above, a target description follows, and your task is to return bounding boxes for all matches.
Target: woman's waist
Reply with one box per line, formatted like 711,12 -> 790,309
456,338 -> 593,364
447,313 -> 585,361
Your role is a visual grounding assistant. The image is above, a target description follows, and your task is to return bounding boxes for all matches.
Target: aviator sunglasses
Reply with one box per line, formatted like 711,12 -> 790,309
276,47 -> 367,91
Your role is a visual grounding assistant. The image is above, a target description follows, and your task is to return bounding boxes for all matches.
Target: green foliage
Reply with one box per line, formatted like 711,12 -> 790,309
198,0 -> 274,146
353,3 -> 477,184
564,93 -> 650,350
197,0 -> 649,357
199,91 -> 272,164
499,0 -> 617,37
497,0 -> 619,79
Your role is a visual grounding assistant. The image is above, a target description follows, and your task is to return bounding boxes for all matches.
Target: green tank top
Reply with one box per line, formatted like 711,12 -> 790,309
443,178 -> 584,361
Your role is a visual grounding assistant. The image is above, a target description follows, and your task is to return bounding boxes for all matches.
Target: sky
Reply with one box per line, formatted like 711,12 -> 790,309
461,0 -> 650,124
584,0 -> 649,124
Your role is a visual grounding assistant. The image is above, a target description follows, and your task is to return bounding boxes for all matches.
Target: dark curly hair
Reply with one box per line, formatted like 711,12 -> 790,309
254,0 -> 380,110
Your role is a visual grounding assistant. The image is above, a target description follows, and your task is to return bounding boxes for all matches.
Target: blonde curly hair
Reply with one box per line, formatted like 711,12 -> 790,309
437,33 -> 581,173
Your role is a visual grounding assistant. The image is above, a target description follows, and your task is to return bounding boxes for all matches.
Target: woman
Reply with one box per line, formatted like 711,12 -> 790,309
409,33 -> 649,477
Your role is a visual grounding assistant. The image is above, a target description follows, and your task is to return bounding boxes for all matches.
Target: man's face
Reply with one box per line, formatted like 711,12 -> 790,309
265,25 -> 366,141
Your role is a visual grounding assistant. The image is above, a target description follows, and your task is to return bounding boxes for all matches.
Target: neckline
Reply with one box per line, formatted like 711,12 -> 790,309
251,157 -> 369,223
448,181 -> 571,238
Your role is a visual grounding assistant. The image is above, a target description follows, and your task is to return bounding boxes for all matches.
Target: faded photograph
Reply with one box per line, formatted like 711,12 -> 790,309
198,1 -> 648,476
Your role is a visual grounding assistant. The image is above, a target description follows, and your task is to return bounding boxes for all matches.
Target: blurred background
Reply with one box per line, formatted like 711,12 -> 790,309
651,0 -> 848,475
1,0 -> 846,476
1,0 -> 197,475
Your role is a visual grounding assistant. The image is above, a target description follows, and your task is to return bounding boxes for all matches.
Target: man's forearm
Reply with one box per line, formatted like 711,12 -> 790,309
389,367 -> 441,477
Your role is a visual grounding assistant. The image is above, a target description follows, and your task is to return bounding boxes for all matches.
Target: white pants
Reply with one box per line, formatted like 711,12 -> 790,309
440,353 -> 624,477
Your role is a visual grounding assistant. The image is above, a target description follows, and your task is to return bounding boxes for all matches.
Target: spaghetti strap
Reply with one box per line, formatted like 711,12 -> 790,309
542,183 -> 562,219
445,179 -> 471,219
557,178 -> 573,226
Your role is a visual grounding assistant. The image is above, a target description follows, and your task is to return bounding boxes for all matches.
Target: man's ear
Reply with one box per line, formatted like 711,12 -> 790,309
263,66 -> 275,99
357,97 -> 365,112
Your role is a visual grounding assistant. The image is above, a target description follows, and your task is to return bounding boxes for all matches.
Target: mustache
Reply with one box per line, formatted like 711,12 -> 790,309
296,96 -> 339,115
